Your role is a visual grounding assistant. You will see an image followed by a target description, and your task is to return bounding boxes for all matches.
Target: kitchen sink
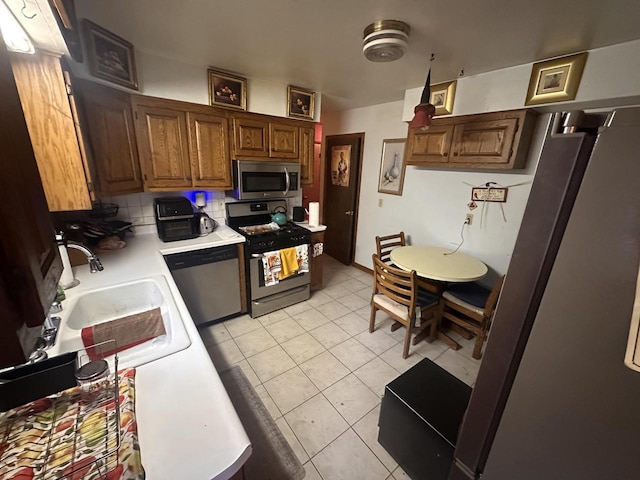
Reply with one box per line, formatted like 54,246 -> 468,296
52,275 -> 191,368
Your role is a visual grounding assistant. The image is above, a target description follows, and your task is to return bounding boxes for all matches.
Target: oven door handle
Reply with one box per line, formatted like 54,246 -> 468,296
283,167 -> 290,196
253,285 -> 309,304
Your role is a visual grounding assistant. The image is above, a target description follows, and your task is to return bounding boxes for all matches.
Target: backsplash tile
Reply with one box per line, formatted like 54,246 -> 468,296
99,190 -> 229,231
97,190 -> 303,234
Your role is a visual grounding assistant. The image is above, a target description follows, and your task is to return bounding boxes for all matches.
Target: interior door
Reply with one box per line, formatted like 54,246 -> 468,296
323,133 -> 364,265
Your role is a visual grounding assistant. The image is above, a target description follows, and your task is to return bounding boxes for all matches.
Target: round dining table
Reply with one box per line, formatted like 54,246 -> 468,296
390,246 -> 488,350
390,246 -> 488,283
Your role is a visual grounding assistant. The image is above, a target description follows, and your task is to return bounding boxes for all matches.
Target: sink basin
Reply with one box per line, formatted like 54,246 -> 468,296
53,275 -> 191,368
66,278 -> 165,330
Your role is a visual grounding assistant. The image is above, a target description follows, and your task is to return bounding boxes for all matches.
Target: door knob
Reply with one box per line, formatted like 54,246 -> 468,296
344,210 -> 354,216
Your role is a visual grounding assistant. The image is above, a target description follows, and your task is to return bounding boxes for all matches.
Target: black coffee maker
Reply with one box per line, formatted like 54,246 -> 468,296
292,206 -> 306,222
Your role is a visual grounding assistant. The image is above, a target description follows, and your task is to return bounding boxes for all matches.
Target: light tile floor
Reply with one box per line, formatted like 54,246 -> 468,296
200,255 -> 482,480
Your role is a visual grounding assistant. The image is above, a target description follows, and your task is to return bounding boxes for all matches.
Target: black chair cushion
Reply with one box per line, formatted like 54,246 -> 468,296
446,282 -> 490,308
417,287 -> 439,307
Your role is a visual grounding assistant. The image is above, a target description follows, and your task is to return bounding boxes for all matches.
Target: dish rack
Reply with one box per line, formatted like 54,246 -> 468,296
0,349 -> 121,480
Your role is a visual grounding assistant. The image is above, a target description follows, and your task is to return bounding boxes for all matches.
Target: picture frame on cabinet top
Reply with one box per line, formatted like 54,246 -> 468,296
287,85 -> 315,120
525,52 -> 588,106
208,68 -> 247,110
83,19 -> 138,90
430,80 -> 456,116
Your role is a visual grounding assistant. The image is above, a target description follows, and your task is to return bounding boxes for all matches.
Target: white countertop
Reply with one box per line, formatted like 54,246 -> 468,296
292,221 -> 327,232
52,225 -> 251,480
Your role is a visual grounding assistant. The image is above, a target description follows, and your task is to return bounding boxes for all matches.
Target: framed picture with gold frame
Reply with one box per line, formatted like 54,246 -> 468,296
287,85 -> 315,120
430,80 -> 456,116
208,69 -> 247,110
525,52 -> 588,106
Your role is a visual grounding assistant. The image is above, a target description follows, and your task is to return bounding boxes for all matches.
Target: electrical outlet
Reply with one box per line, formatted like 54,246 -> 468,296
465,214 -> 473,225
378,198 -> 384,207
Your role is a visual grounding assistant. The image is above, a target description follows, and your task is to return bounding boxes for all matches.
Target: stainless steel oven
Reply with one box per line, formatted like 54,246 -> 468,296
227,200 -> 311,318
232,161 -> 301,200
248,254 -> 310,318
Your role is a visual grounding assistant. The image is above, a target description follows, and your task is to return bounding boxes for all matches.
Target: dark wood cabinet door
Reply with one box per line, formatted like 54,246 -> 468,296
406,125 -> 454,165
0,40 -> 61,368
134,100 -> 192,189
310,230 -> 325,291
299,126 -> 314,185
77,80 -> 143,195
269,122 -> 298,159
450,118 -> 518,166
233,117 -> 269,157
188,112 -> 232,189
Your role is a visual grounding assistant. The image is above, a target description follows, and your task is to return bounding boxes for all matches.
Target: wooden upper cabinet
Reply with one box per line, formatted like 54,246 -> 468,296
406,125 -> 454,164
234,117 -> 269,157
406,109 -> 538,169
270,123 -> 298,159
1,40 -> 61,368
188,112 -> 232,189
133,98 -> 192,189
450,118 -> 518,166
300,126 -> 314,185
231,114 -> 311,162
10,51 -> 92,211
76,80 -> 143,195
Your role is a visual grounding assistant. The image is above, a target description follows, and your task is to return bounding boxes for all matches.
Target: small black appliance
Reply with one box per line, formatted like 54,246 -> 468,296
154,197 -> 198,242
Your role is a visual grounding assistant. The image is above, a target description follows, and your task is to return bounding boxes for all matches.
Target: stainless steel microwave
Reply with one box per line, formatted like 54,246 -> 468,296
232,161 -> 301,200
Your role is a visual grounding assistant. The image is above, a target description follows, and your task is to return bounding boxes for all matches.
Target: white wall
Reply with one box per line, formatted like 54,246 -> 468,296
402,39 -> 640,119
326,39 -> 640,282
69,50 -> 321,120
322,103 -> 548,284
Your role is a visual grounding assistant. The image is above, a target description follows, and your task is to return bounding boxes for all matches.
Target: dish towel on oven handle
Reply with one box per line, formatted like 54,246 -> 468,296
262,245 -> 310,284
279,244 -> 310,280
262,250 -> 282,286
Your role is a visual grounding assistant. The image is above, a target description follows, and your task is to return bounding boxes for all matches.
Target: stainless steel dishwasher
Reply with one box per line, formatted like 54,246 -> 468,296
165,245 -> 242,325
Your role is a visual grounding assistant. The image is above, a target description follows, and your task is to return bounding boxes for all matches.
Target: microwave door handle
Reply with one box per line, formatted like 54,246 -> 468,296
283,167 -> 290,196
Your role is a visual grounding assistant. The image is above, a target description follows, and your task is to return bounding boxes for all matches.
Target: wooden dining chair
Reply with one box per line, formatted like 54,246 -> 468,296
370,254 -> 440,359
375,232 -> 406,265
441,275 -> 505,359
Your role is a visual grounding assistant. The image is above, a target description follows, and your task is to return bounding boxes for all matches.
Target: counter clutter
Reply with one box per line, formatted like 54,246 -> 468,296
45,225 -> 251,480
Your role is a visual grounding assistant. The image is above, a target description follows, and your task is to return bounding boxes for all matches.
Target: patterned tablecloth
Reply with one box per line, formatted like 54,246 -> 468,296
0,368 -> 144,480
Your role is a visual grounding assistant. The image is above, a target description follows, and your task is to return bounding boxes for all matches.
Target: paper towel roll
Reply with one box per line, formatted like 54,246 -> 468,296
58,244 -> 76,288
308,202 -> 320,227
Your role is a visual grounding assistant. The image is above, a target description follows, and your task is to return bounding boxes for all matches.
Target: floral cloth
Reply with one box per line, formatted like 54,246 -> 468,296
261,245 -> 309,286
0,369 -> 144,480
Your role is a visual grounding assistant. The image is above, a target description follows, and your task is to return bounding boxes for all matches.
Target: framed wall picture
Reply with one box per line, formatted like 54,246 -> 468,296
378,139 -> 406,195
330,145 -> 351,187
287,85 -> 315,120
208,69 -> 247,110
430,80 -> 456,116
525,52 -> 588,106
83,19 -> 138,90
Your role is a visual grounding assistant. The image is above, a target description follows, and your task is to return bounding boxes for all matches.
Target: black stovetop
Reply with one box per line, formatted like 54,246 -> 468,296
231,222 -> 311,253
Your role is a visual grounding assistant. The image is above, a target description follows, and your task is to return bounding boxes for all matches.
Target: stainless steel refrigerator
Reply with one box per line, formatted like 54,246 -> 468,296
450,107 -> 640,479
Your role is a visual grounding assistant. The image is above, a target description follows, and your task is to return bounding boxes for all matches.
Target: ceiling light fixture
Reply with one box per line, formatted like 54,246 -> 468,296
0,0 -> 35,54
362,20 -> 410,62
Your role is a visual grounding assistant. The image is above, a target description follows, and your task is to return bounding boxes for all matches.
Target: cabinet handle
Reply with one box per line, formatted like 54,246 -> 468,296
195,175 -> 200,181
186,175 -> 192,181
453,152 -> 458,156
443,152 -> 448,157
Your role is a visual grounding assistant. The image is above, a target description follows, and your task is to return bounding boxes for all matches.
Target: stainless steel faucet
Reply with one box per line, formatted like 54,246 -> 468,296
66,241 -> 104,273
